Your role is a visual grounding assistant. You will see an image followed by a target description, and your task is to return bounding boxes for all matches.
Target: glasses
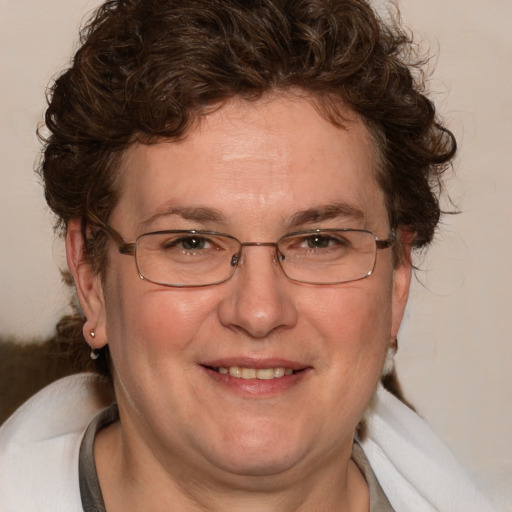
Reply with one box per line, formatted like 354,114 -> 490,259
99,225 -> 395,287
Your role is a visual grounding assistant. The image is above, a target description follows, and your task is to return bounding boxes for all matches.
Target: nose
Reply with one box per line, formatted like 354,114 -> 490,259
218,245 -> 298,338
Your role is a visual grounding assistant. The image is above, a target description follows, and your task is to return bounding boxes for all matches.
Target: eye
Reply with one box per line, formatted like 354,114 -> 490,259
279,231 -> 354,258
163,235 -> 211,251
179,236 -> 207,251
304,234 -> 337,249
301,234 -> 349,250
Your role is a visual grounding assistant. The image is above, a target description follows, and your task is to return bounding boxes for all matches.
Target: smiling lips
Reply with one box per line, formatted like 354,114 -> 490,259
216,366 -> 295,380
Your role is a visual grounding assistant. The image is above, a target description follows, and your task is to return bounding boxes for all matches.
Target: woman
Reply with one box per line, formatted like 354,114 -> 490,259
0,0 -> 495,510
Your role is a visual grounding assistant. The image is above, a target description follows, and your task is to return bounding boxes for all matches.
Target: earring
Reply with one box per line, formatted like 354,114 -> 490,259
382,337 -> 398,375
90,331 -> 96,339
90,348 -> 100,360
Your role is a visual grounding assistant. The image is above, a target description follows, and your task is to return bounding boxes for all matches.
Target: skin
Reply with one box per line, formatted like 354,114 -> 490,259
67,93 -> 411,512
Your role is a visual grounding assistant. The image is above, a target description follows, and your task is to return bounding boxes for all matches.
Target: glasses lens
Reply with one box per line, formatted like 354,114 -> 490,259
132,229 -> 380,287
277,230 -> 378,284
135,231 -> 240,287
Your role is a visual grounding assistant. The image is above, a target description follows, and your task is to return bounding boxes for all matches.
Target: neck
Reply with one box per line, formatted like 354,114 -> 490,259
95,420 -> 369,512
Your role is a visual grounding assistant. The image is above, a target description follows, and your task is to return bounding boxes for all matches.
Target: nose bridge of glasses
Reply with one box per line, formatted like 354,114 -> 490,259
230,241 -> 282,268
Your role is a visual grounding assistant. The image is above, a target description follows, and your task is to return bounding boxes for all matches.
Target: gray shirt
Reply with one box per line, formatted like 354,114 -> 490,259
79,405 -> 394,512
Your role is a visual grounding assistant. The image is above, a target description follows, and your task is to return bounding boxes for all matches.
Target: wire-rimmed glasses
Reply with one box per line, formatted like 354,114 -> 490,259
99,225 -> 395,287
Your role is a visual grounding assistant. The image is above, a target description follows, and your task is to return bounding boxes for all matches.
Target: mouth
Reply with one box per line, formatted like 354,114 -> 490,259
199,360 -> 311,395
209,366 -> 296,380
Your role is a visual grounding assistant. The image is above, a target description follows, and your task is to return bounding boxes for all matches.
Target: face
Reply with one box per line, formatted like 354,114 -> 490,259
70,94 -> 410,483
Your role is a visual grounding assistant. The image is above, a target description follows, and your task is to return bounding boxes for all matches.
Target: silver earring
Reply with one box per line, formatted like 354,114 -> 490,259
382,337 -> 398,375
90,331 -> 96,339
90,349 -> 100,360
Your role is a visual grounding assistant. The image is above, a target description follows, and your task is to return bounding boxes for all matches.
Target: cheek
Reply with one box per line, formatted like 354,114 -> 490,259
299,277 -> 394,404
104,272 -> 220,365
294,282 -> 394,433
300,279 -> 393,347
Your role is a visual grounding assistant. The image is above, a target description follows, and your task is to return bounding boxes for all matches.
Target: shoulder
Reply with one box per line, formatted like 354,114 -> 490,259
361,384 -> 497,512
0,373 -> 111,512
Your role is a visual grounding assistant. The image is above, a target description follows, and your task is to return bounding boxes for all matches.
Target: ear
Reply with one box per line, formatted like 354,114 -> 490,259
66,218 -> 108,349
390,230 -> 413,338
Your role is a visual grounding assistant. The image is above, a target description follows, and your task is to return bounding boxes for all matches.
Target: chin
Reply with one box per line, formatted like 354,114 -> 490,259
201,420 -> 314,477
212,448 -> 303,478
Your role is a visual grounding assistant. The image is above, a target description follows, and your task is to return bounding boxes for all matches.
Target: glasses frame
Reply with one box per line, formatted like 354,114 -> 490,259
96,223 -> 395,287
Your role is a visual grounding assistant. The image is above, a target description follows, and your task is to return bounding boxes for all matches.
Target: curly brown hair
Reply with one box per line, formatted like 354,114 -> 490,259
39,0 -> 456,378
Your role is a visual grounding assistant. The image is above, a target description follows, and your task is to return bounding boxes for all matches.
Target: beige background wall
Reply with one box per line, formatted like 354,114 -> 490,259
1,0 -> 511,507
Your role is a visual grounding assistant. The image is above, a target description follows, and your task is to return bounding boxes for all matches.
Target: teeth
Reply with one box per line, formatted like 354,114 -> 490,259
228,366 -> 241,378
218,366 -> 294,379
273,367 -> 285,378
241,368 -> 257,379
256,368 -> 274,380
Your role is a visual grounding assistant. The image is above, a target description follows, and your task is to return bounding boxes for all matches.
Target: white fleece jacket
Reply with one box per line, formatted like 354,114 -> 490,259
0,373 -> 496,511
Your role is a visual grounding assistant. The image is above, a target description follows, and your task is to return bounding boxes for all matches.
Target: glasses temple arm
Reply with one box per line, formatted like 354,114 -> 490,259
376,229 -> 396,250
86,213 -> 136,255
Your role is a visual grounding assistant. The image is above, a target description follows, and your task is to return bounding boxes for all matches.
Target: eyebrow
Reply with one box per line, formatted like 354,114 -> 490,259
139,206 -> 226,231
139,201 -> 365,232
288,202 -> 366,228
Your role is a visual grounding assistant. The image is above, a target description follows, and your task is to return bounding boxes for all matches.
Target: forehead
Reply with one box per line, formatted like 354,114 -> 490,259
112,94 -> 387,236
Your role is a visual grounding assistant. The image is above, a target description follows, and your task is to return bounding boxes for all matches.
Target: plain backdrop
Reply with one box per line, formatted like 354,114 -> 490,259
1,0 -> 511,507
